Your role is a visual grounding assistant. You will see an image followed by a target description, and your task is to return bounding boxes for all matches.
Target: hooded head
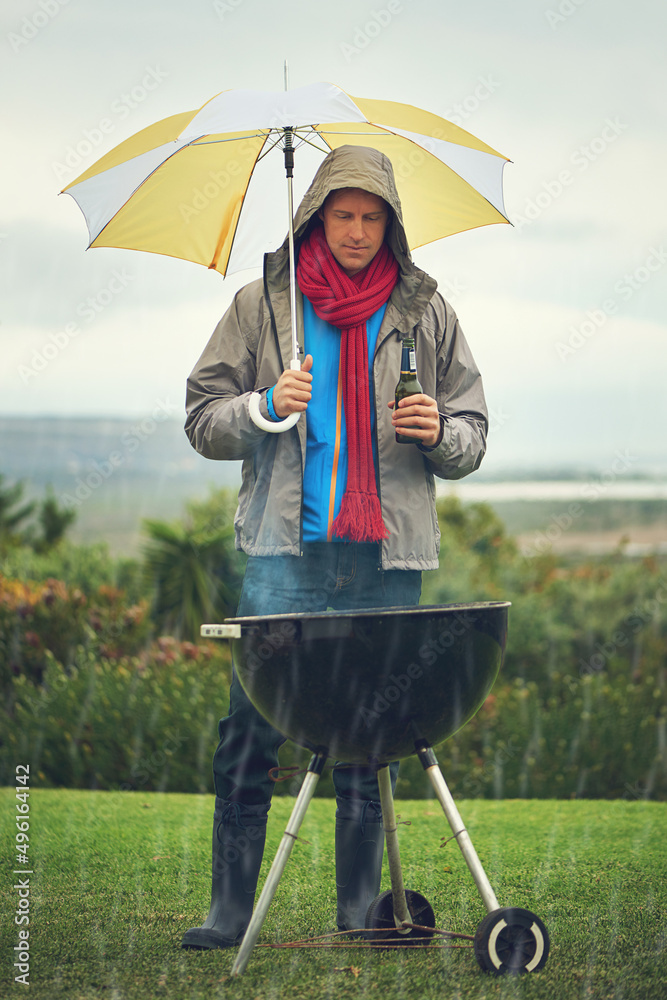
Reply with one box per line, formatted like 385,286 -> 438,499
291,145 -> 411,270
268,145 -> 436,332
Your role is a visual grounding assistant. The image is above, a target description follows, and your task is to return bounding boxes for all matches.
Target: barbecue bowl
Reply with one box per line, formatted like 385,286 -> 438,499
223,601 -> 510,763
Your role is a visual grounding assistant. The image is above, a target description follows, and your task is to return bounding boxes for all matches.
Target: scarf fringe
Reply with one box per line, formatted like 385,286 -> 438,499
332,490 -> 389,544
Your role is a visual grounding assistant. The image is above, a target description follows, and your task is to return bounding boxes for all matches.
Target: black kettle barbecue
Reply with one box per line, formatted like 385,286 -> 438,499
202,601 -> 550,977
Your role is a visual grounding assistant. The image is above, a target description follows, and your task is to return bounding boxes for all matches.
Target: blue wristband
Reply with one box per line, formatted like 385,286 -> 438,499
266,386 -> 280,422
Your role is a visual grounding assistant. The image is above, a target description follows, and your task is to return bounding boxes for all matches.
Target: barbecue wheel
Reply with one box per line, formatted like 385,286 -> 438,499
365,889 -> 436,945
474,907 -> 549,974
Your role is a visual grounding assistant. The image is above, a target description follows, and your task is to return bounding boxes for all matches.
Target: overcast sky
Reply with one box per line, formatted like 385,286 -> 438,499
1,0 -> 666,474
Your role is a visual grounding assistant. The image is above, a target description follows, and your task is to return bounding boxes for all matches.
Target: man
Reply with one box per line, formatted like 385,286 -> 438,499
181,145 -> 488,949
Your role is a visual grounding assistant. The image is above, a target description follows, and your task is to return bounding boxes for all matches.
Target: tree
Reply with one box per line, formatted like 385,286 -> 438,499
0,474 -> 35,548
33,487 -> 77,553
0,476 -> 76,553
421,494 -> 519,604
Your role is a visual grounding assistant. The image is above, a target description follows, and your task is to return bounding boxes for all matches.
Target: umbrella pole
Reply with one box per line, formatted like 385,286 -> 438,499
284,127 -> 301,369
246,128 -> 301,434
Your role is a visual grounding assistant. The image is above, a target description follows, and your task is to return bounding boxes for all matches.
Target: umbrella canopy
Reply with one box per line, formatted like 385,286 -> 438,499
62,81 -> 511,278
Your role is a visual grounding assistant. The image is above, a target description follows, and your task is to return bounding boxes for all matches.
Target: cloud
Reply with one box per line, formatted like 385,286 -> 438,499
0,294 -> 237,417
1,0 -> 665,476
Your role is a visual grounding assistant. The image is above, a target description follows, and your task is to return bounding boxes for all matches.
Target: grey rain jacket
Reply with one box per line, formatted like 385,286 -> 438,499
185,145 -> 488,570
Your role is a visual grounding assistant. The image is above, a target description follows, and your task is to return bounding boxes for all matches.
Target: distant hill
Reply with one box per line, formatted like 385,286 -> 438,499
0,416 -> 241,554
2,417 -> 666,558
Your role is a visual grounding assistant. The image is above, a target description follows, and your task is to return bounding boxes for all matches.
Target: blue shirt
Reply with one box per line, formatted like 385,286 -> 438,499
301,297 -> 387,542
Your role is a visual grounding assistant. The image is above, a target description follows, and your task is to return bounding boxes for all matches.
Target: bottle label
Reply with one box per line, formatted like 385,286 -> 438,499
409,348 -> 416,370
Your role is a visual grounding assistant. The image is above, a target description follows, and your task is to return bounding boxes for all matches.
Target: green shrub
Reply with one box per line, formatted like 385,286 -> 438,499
2,493 -> 666,800
0,574 -> 151,690
400,496 -> 667,799
0,576 -> 89,688
0,638 -> 231,793
396,669 -> 666,801
0,539 -> 144,601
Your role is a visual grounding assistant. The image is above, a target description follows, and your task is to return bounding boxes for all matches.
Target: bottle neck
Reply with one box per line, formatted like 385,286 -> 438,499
400,339 -> 417,374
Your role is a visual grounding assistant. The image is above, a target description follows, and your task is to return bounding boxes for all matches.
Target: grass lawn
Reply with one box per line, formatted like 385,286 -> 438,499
1,789 -> 665,999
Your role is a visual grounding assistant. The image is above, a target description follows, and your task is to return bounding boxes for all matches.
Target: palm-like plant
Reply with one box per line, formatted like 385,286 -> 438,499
0,474 -> 36,549
142,491 -> 245,640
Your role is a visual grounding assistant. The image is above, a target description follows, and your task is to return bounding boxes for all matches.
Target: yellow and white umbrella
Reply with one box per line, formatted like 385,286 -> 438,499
63,81 -> 510,431
63,81 -> 510,276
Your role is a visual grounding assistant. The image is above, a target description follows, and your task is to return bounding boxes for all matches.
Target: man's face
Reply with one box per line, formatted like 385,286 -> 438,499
318,188 -> 389,277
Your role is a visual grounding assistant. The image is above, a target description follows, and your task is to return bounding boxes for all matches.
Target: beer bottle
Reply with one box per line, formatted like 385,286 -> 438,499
394,337 -> 423,444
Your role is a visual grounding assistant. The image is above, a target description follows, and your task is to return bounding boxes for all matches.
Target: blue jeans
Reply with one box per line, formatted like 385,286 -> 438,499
213,543 -> 422,804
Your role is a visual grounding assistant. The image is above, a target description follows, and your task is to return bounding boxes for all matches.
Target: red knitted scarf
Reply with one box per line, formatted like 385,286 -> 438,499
296,223 -> 399,542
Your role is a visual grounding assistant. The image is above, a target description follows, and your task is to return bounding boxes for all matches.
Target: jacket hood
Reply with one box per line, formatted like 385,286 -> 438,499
290,144 -> 411,268
267,145 -> 437,329
264,146 -> 438,336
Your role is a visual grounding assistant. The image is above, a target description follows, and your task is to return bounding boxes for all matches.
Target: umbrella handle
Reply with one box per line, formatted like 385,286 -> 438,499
248,391 -> 300,433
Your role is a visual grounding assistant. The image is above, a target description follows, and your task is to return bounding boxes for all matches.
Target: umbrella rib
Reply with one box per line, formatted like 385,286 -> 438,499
255,125 -> 328,161
87,137 -> 215,247
192,125 -> 325,149
386,129 -> 511,223
211,125 -> 333,274
294,133 -> 332,155
308,129 -> 383,136
209,133 -> 272,274
255,131 -> 289,162
190,131 -> 271,145
290,125 -> 332,154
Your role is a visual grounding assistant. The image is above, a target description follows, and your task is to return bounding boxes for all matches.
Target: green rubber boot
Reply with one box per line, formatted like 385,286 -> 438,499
181,797 -> 269,950
335,798 -> 385,933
